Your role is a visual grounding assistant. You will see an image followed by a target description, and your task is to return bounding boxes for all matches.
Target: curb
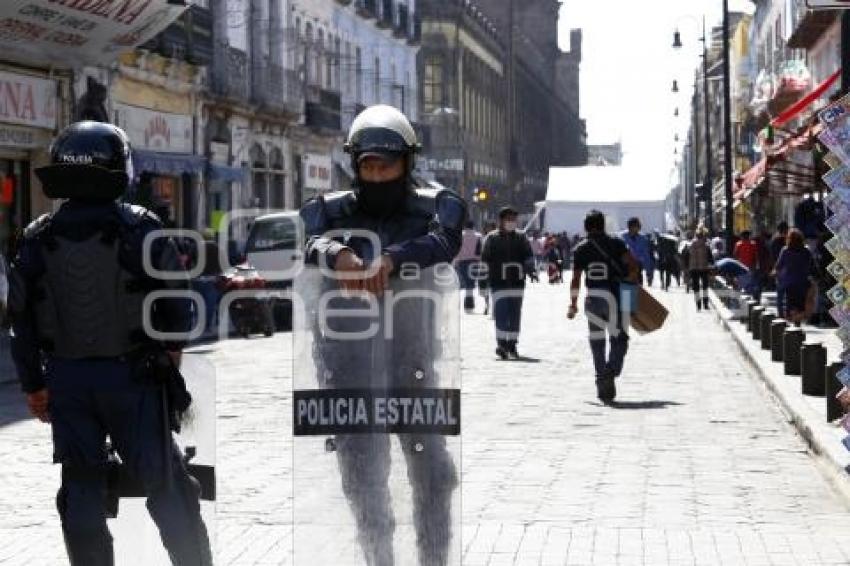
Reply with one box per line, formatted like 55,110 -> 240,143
709,290 -> 850,503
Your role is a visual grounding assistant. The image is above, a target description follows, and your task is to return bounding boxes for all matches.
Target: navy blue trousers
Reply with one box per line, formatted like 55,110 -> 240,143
47,357 -> 211,566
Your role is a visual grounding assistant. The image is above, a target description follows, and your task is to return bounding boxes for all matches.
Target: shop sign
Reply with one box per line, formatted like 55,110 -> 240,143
115,103 -> 192,154
303,153 -> 332,191
0,0 -> 187,68
0,123 -> 50,147
0,71 -> 56,130
424,157 -> 464,172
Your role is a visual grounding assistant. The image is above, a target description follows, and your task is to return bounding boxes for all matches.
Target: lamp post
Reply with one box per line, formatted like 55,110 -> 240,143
721,0 -> 734,255
673,16 -> 713,233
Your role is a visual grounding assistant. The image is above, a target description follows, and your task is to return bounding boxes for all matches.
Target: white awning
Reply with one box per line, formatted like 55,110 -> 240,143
0,0 -> 188,69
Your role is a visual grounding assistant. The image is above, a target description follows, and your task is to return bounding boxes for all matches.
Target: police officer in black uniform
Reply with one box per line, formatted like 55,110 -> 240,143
8,121 -> 212,565
300,104 -> 467,565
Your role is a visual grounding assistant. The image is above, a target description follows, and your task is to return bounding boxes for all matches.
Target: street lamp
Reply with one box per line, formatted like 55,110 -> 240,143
674,107 -> 679,117
672,80 -> 679,93
675,5 -> 735,250
673,15 -> 713,233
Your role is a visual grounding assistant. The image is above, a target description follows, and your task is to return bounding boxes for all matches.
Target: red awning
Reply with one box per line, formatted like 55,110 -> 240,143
734,157 -> 766,199
770,69 -> 840,128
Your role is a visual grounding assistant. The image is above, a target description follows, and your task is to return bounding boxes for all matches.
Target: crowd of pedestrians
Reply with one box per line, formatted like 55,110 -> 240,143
455,209 -> 835,405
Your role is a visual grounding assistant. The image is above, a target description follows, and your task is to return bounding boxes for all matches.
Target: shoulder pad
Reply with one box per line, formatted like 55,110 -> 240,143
300,192 -> 356,233
117,203 -> 161,228
406,187 -> 439,217
22,214 -> 51,239
322,191 -> 357,220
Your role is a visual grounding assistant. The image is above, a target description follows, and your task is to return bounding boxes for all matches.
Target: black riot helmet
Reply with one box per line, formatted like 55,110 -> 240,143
344,104 -> 420,176
35,121 -> 133,201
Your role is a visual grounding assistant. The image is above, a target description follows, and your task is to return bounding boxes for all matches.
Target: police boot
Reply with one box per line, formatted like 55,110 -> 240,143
63,528 -> 114,566
463,296 -> 475,311
702,297 -> 710,311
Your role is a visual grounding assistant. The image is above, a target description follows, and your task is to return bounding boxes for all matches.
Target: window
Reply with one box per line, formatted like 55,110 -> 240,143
374,57 -> 381,102
334,37 -> 342,91
345,42 -> 352,94
269,148 -> 285,209
316,29 -> 324,87
250,144 -> 268,209
356,47 -> 363,103
423,57 -> 443,114
305,23 -> 314,84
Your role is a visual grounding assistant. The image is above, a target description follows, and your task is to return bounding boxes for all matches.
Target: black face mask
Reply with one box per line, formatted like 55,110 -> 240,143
357,177 -> 409,218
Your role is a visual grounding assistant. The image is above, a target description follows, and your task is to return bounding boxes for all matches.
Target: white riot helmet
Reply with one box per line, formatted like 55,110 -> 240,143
344,105 -> 420,175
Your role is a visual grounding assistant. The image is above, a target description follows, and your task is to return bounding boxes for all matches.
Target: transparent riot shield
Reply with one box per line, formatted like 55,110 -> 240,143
293,264 -> 461,566
110,352 -> 216,565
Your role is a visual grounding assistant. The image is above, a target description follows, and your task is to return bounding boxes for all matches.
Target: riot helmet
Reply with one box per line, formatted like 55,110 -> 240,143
35,121 -> 133,201
345,105 -> 420,217
344,105 -> 420,176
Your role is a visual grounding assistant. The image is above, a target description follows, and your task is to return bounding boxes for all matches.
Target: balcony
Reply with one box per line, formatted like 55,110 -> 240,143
305,86 -> 342,131
210,47 -> 249,101
335,0 -> 353,4
356,0 -> 376,18
407,14 -> 421,45
252,64 -> 304,117
394,5 -> 408,38
141,5 -> 213,66
787,9 -> 838,49
378,0 -> 393,28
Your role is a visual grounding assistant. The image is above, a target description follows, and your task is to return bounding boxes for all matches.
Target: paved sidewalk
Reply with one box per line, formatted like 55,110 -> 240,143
2,281 -> 850,564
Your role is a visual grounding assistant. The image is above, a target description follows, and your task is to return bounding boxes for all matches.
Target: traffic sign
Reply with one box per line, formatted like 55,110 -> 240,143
806,0 -> 850,9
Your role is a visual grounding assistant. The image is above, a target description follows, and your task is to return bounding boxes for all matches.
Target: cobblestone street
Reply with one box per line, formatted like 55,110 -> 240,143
2,281 -> 850,565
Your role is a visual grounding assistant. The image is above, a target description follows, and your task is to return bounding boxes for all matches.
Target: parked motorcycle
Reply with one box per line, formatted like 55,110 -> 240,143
217,264 -> 275,338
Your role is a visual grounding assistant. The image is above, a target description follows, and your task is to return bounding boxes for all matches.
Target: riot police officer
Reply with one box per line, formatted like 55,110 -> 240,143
8,122 -> 212,565
300,105 -> 467,565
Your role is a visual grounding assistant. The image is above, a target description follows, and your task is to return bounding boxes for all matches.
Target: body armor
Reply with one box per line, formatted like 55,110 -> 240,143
28,206 -> 152,359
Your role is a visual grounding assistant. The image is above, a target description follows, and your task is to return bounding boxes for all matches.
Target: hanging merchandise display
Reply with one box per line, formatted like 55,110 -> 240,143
817,93 -> 850,445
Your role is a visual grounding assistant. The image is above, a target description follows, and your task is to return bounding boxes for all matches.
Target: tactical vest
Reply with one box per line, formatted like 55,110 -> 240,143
31,216 -> 148,359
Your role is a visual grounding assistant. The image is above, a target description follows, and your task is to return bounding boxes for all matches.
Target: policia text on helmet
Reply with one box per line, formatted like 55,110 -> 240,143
344,104 -> 421,218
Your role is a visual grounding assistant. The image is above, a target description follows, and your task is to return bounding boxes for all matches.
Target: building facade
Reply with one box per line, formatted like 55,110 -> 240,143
287,0 -> 421,203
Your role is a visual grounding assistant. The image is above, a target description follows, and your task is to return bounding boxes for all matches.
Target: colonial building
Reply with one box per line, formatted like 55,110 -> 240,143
203,0 -> 301,242
417,0 -> 585,220
287,0 -> 421,202
0,0 -> 188,254
416,0 -> 507,220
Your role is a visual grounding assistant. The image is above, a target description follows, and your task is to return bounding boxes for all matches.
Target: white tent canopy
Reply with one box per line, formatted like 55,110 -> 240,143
539,166 -> 667,235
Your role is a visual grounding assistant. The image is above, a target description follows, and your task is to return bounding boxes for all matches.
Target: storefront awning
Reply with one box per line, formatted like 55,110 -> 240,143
735,157 -> 766,200
133,150 -> 206,178
770,68 -> 840,128
0,0 -> 187,69
208,163 -> 246,184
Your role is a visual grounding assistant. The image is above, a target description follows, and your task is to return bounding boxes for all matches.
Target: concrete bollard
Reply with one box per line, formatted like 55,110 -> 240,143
826,362 -> 846,422
759,312 -> 776,350
751,306 -> 765,339
747,303 -> 761,332
783,328 -> 805,376
770,320 -> 787,362
801,343 -> 827,396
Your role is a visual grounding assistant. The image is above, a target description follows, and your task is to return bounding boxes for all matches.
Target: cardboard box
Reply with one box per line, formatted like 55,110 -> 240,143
630,287 -> 668,335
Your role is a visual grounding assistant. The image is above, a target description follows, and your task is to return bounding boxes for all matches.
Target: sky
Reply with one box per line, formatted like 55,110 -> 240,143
558,0 -> 755,199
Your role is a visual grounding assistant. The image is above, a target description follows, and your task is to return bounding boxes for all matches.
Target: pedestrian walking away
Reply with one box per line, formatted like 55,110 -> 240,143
481,206 -> 534,360
688,227 -> 715,312
568,210 -> 641,403
455,220 -> 482,312
7,122 -> 213,566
